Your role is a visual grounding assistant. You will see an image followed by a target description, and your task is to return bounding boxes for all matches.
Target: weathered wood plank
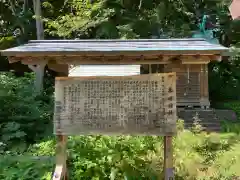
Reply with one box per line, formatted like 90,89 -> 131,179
52,135 -> 68,180
164,136 -> 174,180
54,73 -> 177,136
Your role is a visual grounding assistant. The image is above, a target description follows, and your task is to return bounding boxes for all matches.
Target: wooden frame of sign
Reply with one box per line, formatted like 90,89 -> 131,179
52,73 -> 177,180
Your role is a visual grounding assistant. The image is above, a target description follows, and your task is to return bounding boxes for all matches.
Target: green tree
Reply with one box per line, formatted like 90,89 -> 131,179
43,0 -> 232,39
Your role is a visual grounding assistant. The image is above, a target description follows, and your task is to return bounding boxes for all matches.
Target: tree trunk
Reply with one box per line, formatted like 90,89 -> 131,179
28,64 -> 46,93
32,0 -> 45,93
33,0 -> 44,40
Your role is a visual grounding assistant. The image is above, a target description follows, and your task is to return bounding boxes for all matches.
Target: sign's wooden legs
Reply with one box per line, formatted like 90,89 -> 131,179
164,136 -> 174,180
52,135 -> 68,180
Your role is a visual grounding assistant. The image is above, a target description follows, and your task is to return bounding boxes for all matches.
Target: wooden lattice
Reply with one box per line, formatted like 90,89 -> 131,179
54,73 -> 177,135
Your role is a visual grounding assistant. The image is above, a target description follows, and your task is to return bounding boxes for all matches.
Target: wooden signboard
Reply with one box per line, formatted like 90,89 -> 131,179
54,73 -> 177,136
52,72 -> 176,180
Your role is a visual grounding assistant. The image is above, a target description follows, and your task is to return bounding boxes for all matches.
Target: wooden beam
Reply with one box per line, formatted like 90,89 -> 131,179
6,54 -> 222,66
52,164 -> 64,180
55,55 -> 175,65
52,135 -> 68,180
2,49 -> 227,57
181,55 -> 210,64
8,56 -> 22,63
22,57 -> 48,65
181,60 -> 210,64
207,55 -> 222,61
8,56 -> 48,65
164,136 -> 174,180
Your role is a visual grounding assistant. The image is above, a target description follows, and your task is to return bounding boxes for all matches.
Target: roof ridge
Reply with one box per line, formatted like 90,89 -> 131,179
29,38 -> 206,43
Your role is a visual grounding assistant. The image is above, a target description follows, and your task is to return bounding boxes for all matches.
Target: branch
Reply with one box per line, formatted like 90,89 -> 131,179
33,0 -> 44,39
138,0 -> 142,10
23,0 -> 28,13
8,0 -> 16,15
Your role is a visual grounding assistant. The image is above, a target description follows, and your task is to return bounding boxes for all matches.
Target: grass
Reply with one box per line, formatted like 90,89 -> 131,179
1,120 -> 240,180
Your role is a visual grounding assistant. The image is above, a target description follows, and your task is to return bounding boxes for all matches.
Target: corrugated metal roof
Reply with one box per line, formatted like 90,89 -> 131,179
69,65 -> 140,76
1,38 -> 228,56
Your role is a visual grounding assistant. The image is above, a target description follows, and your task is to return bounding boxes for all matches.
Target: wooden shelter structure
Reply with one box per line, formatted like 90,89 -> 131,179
1,38 -> 229,180
1,38 -> 228,109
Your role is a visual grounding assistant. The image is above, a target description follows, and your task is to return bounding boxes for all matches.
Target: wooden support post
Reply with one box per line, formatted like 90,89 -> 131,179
52,135 -> 68,180
164,136 -> 174,180
28,63 -> 46,93
203,64 -> 210,109
200,64 -> 204,109
149,64 -> 152,74
200,64 -> 210,109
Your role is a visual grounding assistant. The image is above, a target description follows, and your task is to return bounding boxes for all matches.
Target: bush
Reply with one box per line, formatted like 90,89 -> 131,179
209,54 -> 240,102
222,101 -> 240,119
1,130 -> 240,179
0,72 -> 53,150
221,121 -> 240,134
26,131 -> 240,180
0,154 -> 53,180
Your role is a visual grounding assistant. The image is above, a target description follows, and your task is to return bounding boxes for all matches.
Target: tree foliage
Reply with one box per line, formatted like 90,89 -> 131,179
43,0 -> 234,40
0,72 -> 53,150
0,0 -> 36,43
0,0 -> 237,44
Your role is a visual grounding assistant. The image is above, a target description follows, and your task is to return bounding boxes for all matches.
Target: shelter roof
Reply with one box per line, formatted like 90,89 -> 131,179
1,38 -> 228,57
